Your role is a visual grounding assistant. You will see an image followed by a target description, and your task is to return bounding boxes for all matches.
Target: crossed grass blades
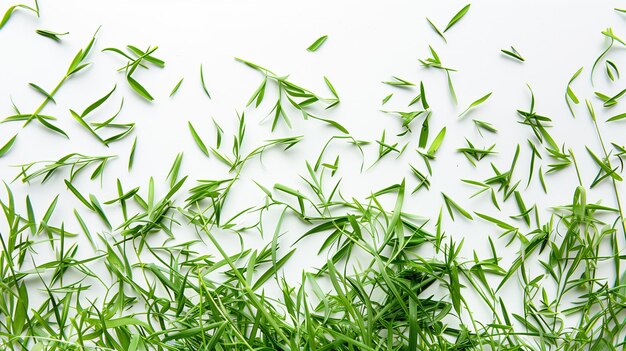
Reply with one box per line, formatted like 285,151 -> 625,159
1,3 -> 626,351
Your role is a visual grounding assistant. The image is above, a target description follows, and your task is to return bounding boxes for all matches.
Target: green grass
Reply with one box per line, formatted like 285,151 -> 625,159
1,3 -> 626,351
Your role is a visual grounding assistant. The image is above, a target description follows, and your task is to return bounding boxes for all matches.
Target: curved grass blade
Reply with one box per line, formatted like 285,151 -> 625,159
64,180 -> 95,211
0,4 -> 37,30
606,60 -> 619,81
607,112 -> 626,122
0,134 -> 17,157
82,85 -> 116,117
188,121 -> 209,156
128,137 -> 137,171
459,92 -> 492,117
426,17 -> 446,42
29,83 -> 55,103
442,192 -> 473,220
307,35 -> 328,52
587,146 -> 623,181
169,78 -> 184,97
324,76 -> 340,108
36,115 -> 68,138
35,29 -> 68,41
565,67 -> 583,118
501,46 -> 524,62
127,45 -> 165,67
167,153 -> 184,188
127,75 -> 153,101
444,4 -> 470,32
70,109 -> 106,145
200,64 -> 211,99
420,81 -> 429,109
427,127 -> 446,156
383,76 -> 415,87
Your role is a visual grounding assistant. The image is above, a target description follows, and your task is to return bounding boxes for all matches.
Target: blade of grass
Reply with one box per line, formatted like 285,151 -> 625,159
307,35 -> 328,52
444,4 -> 471,32
0,134 -> 17,157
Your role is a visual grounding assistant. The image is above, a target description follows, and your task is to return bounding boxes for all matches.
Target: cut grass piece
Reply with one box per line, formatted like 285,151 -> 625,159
169,78 -> 184,97
188,121 -> 210,157
35,29 -> 68,41
200,64 -> 211,99
0,134 -> 17,157
382,76 -> 415,87
459,92 -> 492,117
0,3 -> 38,30
426,17 -> 447,42
442,192 -> 473,220
501,46 -> 524,62
307,35 -> 328,52
565,67 -> 583,117
444,4 -> 470,32
127,75 -> 153,101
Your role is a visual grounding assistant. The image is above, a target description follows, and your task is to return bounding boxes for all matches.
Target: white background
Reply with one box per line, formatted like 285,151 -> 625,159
1,0 -> 625,326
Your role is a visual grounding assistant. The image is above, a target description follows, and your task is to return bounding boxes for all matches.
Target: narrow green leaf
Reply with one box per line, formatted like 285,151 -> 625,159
252,249 -> 296,290
128,137 -> 137,171
64,180 -> 95,211
501,46 -> 524,62
0,5 -> 36,30
127,75 -> 153,101
167,153 -> 184,188
442,192 -> 473,220
29,83 -> 55,103
170,78 -> 184,97
200,64 -> 211,99
427,127 -> 446,156
426,17 -> 446,42
0,134 -> 17,157
418,114 -> 429,148
607,112 -> 626,122
383,76 -> 415,87
420,81 -> 429,109
566,67 -> 583,118
382,93 -> 393,105
459,92 -> 492,117
587,147 -> 622,181
70,109 -> 105,145
35,29 -> 68,41
89,194 -> 111,229
188,121 -> 210,156
82,85 -> 116,117
604,88 -> 626,107
127,45 -> 165,67
307,35 -> 328,52
444,4 -> 471,32
37,115 -> 68,138
309,115 -> 348,134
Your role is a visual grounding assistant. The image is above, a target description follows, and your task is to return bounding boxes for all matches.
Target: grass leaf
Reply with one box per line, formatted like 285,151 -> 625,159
29,83 -> 55,103
35,29 -> 68,41
170,78 -> 184,97
82,85 -> 117,118
188,121 -> 210,156
459,92 -> 492,117
444,4 -> 471,32
200,64 -> 211,99
426,17 -> 447,42
127,75 -> 153,101
0,134 -> 17,157
501,46 -> 524,62
307,35 -> 328,52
